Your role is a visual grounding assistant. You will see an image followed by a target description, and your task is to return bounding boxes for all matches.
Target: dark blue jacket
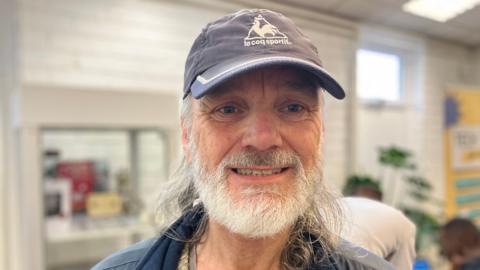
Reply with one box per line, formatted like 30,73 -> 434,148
91,209 -> 396,270
460,257 -> 480,270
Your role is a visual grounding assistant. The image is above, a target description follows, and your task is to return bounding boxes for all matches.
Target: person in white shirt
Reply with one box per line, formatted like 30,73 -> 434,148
341,197 -> 417,270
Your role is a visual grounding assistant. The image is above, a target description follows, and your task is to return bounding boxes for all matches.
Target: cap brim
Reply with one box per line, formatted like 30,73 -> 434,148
189,55 -> 345,99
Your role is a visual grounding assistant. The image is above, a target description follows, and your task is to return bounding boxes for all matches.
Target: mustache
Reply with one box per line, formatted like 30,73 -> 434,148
219,149 -> 302,169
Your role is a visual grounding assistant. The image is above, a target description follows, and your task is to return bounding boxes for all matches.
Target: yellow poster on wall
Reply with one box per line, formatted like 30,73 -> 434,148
444,87 -> 480,223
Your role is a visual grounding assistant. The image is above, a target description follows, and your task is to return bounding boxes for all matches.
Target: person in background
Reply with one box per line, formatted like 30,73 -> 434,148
342,178 -> 416,269
341,197 -> 416,270
350,185 -> 382,201
439,218 -> 480,270
91,8 -> 394,270
343,175 -> 383,201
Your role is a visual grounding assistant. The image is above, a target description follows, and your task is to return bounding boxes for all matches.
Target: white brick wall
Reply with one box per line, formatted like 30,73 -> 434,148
1,0 -> 20,269
19,0 -> 222,93
423,39 -> 474,205
472,47 -> 480,85
308,32 -> 355,191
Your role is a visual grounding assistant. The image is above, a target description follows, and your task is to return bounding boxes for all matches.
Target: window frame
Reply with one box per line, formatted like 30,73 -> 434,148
355,26 -> 424,110
356,47 -> 406,106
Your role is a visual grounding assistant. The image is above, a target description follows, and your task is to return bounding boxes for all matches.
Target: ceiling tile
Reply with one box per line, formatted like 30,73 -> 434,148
428,23 -> 480,46
260,0 -> 480,46
448,6 -> 480,29
383,11 -> 441,33
333,0 -> 401,22
276,0 -> 345,11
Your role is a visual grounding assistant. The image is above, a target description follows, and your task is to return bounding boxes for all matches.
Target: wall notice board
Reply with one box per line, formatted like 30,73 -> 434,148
445,87 -> 480,222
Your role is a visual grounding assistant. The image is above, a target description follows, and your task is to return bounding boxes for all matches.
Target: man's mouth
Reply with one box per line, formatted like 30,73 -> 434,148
231,167 -> 289,176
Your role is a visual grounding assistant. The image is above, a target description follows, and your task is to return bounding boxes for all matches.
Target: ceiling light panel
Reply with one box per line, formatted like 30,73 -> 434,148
403,0 -> 480,22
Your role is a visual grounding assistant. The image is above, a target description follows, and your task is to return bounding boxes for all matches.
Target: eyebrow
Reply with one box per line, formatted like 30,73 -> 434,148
204,81 -> 240,99
285,79 -> 317,89
199,82 -> 241,109
281,79 -> 319,98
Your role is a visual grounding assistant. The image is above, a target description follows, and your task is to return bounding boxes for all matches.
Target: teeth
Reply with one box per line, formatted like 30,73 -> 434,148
236,168 -> 283,176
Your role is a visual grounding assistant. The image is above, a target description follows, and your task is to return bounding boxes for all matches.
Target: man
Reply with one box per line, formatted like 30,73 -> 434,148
439,218 -> 480,270
341,197 -> 416,269
92,9 -> 394,270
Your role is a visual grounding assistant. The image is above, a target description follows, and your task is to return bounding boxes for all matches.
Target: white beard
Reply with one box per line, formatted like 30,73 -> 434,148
191,146 -> 321,238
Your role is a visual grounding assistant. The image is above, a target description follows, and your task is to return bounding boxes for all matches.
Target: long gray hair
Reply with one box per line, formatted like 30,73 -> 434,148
155,94 -> 344,269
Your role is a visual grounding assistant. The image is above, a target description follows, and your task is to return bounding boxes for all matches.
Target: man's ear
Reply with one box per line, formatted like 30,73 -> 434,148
181,122 -> 192,164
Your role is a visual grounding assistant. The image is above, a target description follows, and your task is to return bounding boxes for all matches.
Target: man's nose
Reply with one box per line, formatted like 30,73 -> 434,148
240,111 -> 283,151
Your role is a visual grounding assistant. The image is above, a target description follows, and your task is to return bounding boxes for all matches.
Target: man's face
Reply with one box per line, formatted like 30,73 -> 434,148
184,66 -> 324,237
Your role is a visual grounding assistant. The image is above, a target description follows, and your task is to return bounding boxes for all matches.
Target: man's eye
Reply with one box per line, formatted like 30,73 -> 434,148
279,102 -> 310,121
212,105 -> 245,122
283,104 -> 304,113
218,106 -> 238,114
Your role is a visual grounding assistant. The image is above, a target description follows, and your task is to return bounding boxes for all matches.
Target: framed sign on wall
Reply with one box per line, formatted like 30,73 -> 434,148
444,87 -> 480,223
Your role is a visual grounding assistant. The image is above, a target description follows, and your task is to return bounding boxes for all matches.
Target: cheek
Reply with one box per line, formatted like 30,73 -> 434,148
193,124 -> 238,171
284,124 -> 322,169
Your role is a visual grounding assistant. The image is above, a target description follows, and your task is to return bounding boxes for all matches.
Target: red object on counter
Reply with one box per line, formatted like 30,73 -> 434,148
56,161 -> 95,212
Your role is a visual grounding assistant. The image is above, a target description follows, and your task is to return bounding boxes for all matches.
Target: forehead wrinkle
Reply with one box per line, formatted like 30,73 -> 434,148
260,69 -> 267,99
282,81 -> 319,99
201,78 -> 243,103
267,67 -> 320,99
249,68 -> 318,100
275,74 -> 320,101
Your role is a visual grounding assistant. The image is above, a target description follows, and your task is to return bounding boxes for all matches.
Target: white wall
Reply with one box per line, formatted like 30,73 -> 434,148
18,0 -> 223,93
0,19 -> 8,270
421,39 -> 474,206
472,47 -> 480,85
296,24 -> 356,191
0,0 -> 19,269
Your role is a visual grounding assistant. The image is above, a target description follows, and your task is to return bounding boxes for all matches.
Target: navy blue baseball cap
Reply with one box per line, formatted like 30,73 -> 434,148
183,9 -> 346,100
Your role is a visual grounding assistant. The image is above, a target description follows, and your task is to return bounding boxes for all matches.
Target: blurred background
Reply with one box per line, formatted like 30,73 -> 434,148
1,0 -> 480,269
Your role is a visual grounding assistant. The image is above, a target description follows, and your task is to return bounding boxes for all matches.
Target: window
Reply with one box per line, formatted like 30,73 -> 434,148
356,49 -> 402,102
41,128 -> 168,269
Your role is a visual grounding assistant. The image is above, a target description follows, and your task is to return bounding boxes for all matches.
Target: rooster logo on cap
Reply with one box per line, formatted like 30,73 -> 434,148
247,15 -> 286,38
244,15 -> 290,47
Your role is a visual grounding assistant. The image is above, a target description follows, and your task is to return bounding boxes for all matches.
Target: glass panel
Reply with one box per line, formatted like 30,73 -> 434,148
41,128 -> 167,270
137,130 -> 169,210
356,49 -> 402,102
